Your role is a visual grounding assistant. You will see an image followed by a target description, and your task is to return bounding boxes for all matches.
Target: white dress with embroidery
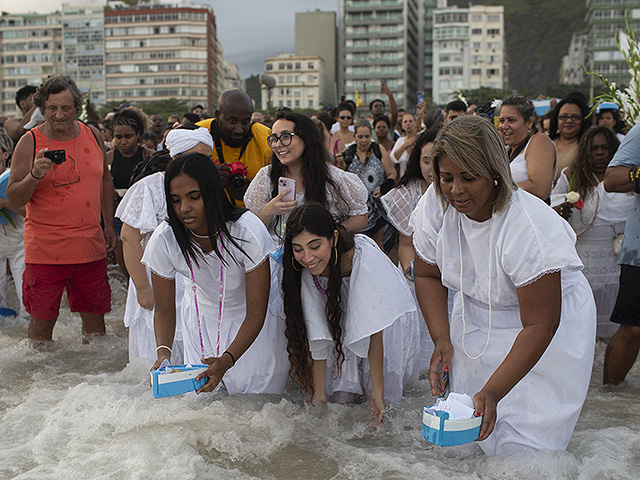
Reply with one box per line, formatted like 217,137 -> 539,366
411,186 -> 596,456
142,212 -> 289,395
380,178 -> 434,361
116,172 -> 185,363
244,163 -> 368,244
551,168 -> 634,338
296,234 -> 424,402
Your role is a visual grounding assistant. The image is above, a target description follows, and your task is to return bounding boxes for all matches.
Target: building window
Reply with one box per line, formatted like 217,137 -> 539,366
487,68 -> 500,76
471,28 -> 482,35
295,62 -> 301,69
266,63 -> 273,71
487,28 -> 500,35
278,63 -> 285,70
487,15 -> 500,22
307,62 -> 314,69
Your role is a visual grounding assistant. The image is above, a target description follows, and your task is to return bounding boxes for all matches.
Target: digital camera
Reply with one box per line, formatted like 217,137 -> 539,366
44,149 -> 66,165
227,161 -> 248,188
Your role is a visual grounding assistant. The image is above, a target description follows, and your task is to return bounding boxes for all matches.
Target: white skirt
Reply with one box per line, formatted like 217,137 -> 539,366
449,270 -> 596,456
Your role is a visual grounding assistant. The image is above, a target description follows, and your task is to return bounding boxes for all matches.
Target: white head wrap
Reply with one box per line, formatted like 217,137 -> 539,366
165,127 -> 214,157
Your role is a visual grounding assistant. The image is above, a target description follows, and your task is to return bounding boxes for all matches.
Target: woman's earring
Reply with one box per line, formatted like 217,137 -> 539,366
291,257 -> 303,272
494,179 -> 498,186
333,246 -> 338,265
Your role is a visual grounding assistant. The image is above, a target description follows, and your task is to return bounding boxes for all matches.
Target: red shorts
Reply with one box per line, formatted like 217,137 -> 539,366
23,259 -> 111,321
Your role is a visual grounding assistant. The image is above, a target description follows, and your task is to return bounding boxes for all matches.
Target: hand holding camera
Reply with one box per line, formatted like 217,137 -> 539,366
217,161 -> 249,200
32,148 -> 65,180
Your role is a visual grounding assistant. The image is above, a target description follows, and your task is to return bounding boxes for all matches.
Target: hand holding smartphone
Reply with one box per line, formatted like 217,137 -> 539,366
278,177 -> 296,202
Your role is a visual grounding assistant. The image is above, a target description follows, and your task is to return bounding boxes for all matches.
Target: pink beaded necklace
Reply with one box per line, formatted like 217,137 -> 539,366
312,275 -> 327,295
188,232 -> 225,357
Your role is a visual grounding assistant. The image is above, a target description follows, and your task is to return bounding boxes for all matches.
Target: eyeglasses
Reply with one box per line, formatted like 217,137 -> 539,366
53,155 -> 80,187
339,115 -> 352,120
558,114 -> 582,122
267,132 -> 297,148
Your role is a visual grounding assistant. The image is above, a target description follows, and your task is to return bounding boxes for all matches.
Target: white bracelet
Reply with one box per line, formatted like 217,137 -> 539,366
155,345 -> 172,355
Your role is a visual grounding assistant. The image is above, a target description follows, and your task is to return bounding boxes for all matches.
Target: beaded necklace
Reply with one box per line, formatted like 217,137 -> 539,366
187,232 -> 225,357
312,274 -> 327,295
458,213 -> 493,360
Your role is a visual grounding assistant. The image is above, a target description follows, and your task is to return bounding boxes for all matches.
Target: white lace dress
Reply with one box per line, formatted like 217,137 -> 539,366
116,172 -> 185,363
411,186 -> 596,456
380,179 -> 434,361
551,169 -> 634,338
244,163 -> 368,244
142,212 -> 289,395
296,234 -> 424,402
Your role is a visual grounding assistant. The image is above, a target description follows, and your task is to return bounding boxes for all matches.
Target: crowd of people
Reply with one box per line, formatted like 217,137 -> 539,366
0,73 -> 639,457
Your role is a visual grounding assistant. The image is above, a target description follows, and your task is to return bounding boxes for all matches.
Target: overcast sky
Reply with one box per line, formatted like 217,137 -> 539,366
4,0 -> 338,78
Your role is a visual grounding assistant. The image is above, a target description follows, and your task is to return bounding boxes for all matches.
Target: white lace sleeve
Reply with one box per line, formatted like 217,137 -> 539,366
328,165 -> 368,219
410,185 -> 445,265
243,165 -> 273,215
381,180 -> 421,236
116,172 -> 166,234
141,223 -> 178,280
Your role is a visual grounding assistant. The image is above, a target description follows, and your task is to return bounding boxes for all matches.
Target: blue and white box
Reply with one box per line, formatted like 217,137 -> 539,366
151,364 -> 209,399
421,407 -> 482,447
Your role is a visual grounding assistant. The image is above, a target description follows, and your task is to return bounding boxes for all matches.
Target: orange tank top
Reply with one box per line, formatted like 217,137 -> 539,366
25,122 -> 106,264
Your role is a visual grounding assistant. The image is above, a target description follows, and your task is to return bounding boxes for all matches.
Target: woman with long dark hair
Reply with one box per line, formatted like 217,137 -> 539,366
552,126 -> 633,338
244,111 -> 367,243
143,153 -> 288,394
280,202 -> 423,422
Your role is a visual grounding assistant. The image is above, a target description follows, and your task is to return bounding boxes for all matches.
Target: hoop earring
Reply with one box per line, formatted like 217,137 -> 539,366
291,257 -> 303,272
333,246 -> 338,265
494,179 -> 498,186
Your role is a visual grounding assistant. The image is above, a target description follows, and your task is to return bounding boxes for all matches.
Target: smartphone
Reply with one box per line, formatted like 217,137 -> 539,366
381,79 -> 387,85
416,91 -> 425,105
278,177 -> 296,202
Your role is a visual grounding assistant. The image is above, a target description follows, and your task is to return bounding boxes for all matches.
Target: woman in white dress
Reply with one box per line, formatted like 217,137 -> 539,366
280,202 -> 422,422
116,127 -> 214,362
390,113 -> 419,177
143,152 -> 288,394
552,126 -> 634,338
411,116 -> 596,455
381,128 -> 440,363
244,110 -> 368,245
498,94 -> 556,201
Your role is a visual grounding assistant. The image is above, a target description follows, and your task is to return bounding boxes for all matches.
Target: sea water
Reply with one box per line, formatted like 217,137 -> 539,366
1,271 -> 639,480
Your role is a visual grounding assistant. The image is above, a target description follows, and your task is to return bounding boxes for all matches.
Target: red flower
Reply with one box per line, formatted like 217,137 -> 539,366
574,198 -> 584,210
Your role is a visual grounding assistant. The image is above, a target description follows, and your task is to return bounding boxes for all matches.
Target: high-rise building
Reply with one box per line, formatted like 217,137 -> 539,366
61,1 -> 105,105
339,0 -> 421,112
560,32 -> 588,85
585,0 -> 640,89
423,0 -> 438,101
432,2 -> 506,105
261,54 -> 324,111
0,12 -> 63,116
103,3 -> 220,111
295,10 -> 337,107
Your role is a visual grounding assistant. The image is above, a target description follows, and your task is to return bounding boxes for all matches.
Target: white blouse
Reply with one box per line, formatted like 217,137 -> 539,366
244,163 -> 368,241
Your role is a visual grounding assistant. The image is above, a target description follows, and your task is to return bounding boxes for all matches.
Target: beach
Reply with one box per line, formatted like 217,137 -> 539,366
0,270 -> 638,480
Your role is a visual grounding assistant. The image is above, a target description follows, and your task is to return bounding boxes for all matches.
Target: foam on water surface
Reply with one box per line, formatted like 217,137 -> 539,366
1,272 -> 639,479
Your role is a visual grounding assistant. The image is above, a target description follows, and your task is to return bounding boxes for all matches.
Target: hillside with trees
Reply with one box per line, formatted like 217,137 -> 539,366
450,0 -> 587,94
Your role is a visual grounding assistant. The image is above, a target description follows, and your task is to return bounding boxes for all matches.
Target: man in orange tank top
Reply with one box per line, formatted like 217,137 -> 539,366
6,75 -> 116,342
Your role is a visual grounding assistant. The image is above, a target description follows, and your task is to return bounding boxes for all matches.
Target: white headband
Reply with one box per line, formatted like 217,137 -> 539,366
165,127 -> 214,157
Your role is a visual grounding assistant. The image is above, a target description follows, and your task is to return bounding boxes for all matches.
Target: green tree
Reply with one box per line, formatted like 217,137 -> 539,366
95,98 -> 189,122
245,75 -> 262,108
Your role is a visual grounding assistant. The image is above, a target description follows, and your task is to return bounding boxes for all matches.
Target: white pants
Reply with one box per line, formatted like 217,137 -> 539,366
0,247 -> 26,317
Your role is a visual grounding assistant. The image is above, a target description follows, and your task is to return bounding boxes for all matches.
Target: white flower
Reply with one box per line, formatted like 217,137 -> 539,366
566,191 -> 580,204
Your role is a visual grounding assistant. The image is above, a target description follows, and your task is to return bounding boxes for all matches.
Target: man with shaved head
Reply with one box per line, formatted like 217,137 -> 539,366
197,89 -> 271,204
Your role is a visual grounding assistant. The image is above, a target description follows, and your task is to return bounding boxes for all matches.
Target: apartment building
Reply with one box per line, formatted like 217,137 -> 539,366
61,1 -> 105,105
103,4 -> 219,111
339,0 -> 421,112
261,54 -> 324,111
0,12 -> 63,115
432,3 -> 506,104
585,0 -> 640,87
